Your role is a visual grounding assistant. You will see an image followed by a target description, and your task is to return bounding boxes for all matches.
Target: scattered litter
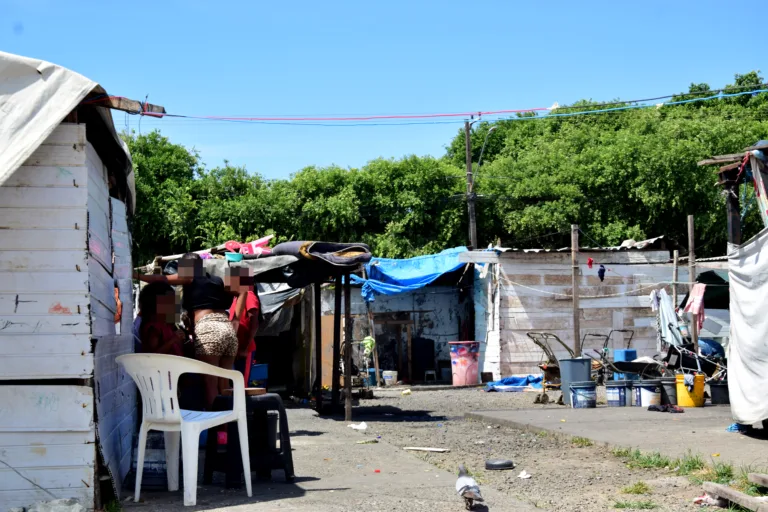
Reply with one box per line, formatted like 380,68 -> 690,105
374,469 -> 381,474
517,470 -> 532,479
348,422 -> 368,431
437,423 -> 443,427
561,419 -> 566,422
356,465 -> 364,469
401,389 -> 412,395
376,435 -> 382,439
403,447 -> 450,453
647,404 -> 684,413
356,439 -> 378,444
693,494 -> 727,506
475,440 -> 486,445
711,453 -> 720,457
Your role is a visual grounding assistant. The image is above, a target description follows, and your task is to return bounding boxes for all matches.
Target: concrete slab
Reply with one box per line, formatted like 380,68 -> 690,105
125,409 -> 538,512
467,406 -> 768,469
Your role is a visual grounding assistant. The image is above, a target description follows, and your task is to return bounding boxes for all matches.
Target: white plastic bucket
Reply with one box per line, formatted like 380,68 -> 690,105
382,371 -> 398,386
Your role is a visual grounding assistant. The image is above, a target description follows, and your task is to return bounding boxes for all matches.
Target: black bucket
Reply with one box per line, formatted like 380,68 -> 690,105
660,377 -> 677,405
710,381 -> 730,405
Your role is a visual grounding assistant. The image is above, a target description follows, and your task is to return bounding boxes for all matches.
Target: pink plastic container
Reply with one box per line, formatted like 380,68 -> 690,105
449,341 -> 480,386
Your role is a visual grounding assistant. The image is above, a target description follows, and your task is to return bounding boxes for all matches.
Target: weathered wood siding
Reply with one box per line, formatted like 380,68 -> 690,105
0,124 -> 93,380
0,385 -> 95,509
495,251 -> 688,376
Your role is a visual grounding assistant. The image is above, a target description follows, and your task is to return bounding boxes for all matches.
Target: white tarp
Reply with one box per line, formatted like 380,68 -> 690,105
727,227 -> 768,425
0,50 -> 135,211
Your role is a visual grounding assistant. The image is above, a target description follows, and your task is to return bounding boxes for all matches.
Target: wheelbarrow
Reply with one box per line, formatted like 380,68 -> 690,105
581,329 -> 635,384
527,332 -> 575,405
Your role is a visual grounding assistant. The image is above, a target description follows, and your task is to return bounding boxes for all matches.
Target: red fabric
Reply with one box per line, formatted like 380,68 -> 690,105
140,321 -> 183,356
587,257 -> 594,269
230,291 -> 260,353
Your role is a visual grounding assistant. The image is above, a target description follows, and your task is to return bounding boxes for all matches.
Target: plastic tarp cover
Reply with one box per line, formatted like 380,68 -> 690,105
485,375 -> 543,392
0,51 -> 136,211
350,247 -> 468,302
728,227 -> 768,425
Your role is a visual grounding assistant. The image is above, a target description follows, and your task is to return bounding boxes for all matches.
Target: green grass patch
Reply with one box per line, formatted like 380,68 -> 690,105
105,501 -> 122,512
572,436 -> 594,447
614,500 -> 657,509
612,447 -> 633,457
622,449 -> 672,469
621,481 -> 651,495
676,451 -> 705,475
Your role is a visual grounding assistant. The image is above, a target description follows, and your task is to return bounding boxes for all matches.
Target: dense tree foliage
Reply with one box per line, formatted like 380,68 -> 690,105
126,72 -> 768,264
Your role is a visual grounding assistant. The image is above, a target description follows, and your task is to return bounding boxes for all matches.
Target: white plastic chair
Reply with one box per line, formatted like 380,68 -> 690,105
117,354 -> 252,506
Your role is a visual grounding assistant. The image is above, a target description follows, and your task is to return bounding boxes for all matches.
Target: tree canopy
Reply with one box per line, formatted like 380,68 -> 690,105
125,71 -> 768,264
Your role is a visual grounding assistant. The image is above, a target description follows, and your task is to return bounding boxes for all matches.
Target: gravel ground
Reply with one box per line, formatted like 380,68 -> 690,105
345,387 -> 703,511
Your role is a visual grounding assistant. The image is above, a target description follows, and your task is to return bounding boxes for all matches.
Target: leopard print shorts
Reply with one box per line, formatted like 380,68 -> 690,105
194,313 -> 238,357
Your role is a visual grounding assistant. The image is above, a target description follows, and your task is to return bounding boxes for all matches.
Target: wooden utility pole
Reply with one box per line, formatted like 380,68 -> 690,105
672,250 -> 679,309
343,274 -> 353,421
687,215 -> 699,354
571,224 -> 581,356
331,281 -> 342,407
465,121 -> 478,249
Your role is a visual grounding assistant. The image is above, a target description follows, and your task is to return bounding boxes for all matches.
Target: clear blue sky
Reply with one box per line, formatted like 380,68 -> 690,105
1,0 -> 762,179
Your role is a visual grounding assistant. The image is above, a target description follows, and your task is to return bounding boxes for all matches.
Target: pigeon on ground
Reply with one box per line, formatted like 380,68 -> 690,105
456,464 -> 484,510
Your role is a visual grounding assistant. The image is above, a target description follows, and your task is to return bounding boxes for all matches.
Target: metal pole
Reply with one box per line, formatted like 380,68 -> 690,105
672,250 -> 679,309
313,282 -> 323,412
344,273 -> 353,421
687,215 -> 699,354
331,280 -> 342,407
571,224 -> 581,356
465,121 -> 478,250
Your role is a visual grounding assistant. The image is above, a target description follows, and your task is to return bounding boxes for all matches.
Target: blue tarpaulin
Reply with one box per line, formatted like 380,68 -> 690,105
349,247 -> 468,302
485,375 -> 543,392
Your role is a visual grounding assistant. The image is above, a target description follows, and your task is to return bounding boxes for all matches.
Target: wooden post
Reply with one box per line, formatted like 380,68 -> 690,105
688,215 -> 699,354
331,281 -> 342,407
397,327 -> 403,376
366,305 -> 381,387
465,121 -> 478,249
672,250 -> 679,309
725,182 -> 742,245
406,323 -> 413,383
571,224 -> 581,356
343,273 -> 353,422
314,282 -> 323,412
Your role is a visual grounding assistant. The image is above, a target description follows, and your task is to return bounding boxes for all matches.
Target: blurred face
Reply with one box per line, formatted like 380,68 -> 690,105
178,259 -> 198,279
156,293 -> 178,323
225,268 -> 253,293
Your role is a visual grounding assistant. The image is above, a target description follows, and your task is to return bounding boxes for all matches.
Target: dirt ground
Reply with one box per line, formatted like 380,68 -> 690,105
345,387 -> 704,511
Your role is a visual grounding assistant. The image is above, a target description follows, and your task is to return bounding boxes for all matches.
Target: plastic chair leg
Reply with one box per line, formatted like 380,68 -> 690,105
134,423 -> 149,503
237,415 -> 253,497
164,431 -> 181,492
181,425 -> 201,506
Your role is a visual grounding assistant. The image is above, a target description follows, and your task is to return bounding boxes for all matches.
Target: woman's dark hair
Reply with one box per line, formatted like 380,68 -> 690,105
179,252 -> 203,275
138,282 -> 175,316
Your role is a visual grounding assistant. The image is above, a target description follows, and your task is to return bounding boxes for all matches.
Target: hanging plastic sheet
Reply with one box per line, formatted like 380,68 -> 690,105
728,227 -> 768,425
350,247 -> 468,302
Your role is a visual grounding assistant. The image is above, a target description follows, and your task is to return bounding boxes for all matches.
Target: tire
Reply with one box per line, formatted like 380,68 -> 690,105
485,459 -> 515,471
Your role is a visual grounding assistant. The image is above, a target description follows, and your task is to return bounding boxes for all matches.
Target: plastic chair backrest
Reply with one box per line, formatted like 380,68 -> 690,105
117,354 -> 216,423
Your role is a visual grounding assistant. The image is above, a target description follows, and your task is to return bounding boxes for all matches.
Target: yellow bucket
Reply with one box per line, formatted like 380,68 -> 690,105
676,374 -> 705,407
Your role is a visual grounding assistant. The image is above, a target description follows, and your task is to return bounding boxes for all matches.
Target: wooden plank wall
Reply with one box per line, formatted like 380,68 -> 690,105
93,198 -> 136,499
0,124 -> 93,380
496,251 -> 689,376
0,386 -> 95,509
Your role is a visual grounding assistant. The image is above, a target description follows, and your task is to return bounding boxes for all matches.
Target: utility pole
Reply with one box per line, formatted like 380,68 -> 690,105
672,250 -> 679,309
465,121 -> 477,249
571,225 -> 581,356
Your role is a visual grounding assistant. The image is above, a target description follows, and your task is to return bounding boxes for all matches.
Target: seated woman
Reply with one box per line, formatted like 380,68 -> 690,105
137,282 -> 184,356
135,253 -> 248,407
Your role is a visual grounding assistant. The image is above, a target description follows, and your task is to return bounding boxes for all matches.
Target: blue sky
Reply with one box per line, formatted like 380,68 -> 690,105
1,0 -> 762,179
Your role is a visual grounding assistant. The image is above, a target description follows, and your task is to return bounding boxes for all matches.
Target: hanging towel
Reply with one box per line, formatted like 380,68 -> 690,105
683,283 -> 706,330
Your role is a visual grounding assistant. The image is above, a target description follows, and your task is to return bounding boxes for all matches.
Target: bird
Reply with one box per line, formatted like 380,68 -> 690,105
456,464 -> 484,510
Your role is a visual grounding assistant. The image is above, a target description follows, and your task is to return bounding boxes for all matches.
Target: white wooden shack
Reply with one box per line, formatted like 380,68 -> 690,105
0,52 -> 140,510
462,239 -> 691,379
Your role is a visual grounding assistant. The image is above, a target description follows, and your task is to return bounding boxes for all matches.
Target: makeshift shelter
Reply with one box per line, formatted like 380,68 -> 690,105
0,51 -> 146,510
461,238 -> 690,379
